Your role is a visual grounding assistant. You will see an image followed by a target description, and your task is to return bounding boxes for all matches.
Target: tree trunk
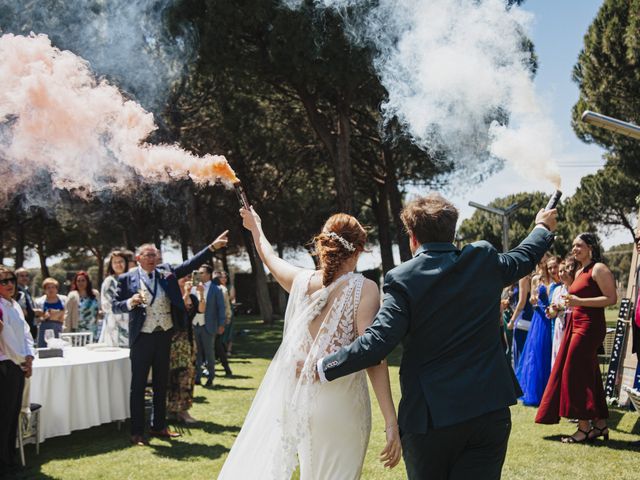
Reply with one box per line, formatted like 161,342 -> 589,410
384,147 -> 412,262
296,88 -> 354,214
180,226 -> 190,261
372,184 -> 395,274
335,104 -> 354,214
276,243 -> 288,315
242,229 -> 273,324
36,240 -> 49,278
96,251 -> 105,288
221,249 -> 230,274
15,221 -> 25,268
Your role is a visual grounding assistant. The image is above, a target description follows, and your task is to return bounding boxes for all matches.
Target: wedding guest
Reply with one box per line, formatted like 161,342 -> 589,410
507,274 -> 533,369
167,277 -> 203,424
15,268 -> 37,339
546,255 -> 563,305
212,275 -> 233,377
215,271 -> 235,355
516,255 -> 553,406
500,287 -> 513,357
99,250 -> 131,347
192,265 -> 227,387
631,229 -> 640,448
547,257 -> 577,366
0,266 -> 35,475
66,271 -> 101,342
113,232 -> 228,446
536,233 -> 617,443
34,277 -> 67,347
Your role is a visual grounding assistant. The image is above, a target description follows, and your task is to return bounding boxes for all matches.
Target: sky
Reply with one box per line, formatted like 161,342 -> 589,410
447,0 -> 629,249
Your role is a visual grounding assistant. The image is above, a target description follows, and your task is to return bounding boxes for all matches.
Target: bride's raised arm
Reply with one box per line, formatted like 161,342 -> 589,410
240,206 -> 303,293
356,279 -> 402,469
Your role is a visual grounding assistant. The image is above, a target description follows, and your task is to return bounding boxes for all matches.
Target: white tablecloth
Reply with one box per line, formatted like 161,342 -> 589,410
31,346 -> 131,442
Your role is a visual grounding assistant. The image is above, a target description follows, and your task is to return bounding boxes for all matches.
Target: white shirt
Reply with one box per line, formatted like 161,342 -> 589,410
192,281 -> 211,327
126,267 -> 167,311
0,297 -> 35,364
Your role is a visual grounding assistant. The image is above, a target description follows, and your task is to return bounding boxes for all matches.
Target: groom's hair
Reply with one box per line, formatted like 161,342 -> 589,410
401,193 -> 459,244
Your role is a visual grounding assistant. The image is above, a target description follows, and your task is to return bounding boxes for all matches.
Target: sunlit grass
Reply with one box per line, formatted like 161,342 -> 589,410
16,315 -> 640,479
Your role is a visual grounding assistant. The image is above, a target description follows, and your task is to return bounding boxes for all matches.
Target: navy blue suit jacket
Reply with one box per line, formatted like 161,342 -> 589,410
321,227 -> 554,433
203,282 -> 226,335
113,246 -> 215,347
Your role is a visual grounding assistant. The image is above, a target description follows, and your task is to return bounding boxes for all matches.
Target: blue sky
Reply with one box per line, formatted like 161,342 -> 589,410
449,0 -> 631,247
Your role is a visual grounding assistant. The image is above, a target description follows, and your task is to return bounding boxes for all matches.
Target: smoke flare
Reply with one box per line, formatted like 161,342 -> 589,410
0,33 -> 238,204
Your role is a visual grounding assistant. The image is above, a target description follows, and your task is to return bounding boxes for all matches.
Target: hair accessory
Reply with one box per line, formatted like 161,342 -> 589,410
323,231 -> 356,252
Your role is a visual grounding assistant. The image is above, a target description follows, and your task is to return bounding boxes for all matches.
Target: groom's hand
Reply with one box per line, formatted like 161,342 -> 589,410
534,208 -> 557,232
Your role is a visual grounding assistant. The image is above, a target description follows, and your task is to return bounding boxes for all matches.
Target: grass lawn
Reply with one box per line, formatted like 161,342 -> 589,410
15,315 -> 640,480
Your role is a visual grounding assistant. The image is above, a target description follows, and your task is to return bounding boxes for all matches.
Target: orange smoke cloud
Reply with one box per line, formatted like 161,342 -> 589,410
0,33 -> 239,202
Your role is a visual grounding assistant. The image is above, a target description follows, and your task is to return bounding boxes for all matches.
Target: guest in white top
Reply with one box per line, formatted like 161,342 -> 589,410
546,256 -> 578,366
0,265 -> 35,474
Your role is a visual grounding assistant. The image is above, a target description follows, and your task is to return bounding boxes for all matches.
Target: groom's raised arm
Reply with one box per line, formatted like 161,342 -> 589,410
320,275 -> 410,382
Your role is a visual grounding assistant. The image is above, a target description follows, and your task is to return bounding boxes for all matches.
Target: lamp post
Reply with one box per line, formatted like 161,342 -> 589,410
468,201 -> 523,252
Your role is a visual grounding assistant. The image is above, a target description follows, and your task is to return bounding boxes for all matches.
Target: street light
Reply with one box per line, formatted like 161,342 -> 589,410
468,201 -> 523,252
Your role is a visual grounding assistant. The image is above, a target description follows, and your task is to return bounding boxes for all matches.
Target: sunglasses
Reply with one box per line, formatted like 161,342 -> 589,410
0,277 -> 17,286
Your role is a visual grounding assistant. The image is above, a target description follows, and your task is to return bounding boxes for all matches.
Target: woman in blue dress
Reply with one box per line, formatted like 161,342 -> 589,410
516,258 -> 553,406
507,274 -> 534,370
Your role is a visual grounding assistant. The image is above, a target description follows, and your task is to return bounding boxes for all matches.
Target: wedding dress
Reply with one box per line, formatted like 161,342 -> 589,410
218,270 -> 371,480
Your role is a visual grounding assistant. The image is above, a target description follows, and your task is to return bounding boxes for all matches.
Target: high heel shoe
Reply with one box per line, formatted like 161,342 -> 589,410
588,425 -> 609,442
561,428 -> 591,444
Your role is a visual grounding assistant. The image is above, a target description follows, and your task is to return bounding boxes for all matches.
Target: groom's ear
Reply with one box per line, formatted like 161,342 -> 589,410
409,232 -> 420,253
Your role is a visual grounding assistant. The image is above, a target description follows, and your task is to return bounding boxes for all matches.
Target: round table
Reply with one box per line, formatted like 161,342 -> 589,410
31,346 -> 131,442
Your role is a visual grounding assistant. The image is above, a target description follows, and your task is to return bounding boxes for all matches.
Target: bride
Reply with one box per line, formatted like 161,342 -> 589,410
218,207 -> 401,479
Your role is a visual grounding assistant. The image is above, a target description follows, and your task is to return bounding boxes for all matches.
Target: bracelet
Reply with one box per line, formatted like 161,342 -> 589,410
536,222 -> 551,231
384,424 -> 399,432
208,244 -> 217,252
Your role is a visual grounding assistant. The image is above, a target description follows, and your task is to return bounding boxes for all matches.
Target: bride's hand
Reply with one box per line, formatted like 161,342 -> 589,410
380,424 -> 402,468
239,206 -> 262,232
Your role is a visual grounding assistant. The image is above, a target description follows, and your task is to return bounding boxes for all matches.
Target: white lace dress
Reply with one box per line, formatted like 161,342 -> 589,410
218,270 -> 371,480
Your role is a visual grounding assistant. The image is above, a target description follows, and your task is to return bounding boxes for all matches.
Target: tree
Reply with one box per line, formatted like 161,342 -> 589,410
565,164 -> 639,242
604,243 -> 633,287
571,0 -> 640,239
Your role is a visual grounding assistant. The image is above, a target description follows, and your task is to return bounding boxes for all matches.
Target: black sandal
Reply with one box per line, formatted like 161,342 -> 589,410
588,425 -> 609,442
561,428 -> 590,444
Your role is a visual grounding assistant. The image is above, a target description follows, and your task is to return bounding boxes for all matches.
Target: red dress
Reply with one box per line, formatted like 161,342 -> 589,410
535,263 -> 609,423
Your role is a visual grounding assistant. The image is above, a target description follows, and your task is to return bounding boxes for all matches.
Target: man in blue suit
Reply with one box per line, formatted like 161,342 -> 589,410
113,231 -> 228,446
317,194 -> 557,479
192,265 -> 229,387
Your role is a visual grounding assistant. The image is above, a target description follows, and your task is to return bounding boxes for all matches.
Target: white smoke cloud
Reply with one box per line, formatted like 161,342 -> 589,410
287,0 -> 561,187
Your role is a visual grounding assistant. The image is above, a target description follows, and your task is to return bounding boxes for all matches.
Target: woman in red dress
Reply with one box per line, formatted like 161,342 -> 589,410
535,233 -> 617,443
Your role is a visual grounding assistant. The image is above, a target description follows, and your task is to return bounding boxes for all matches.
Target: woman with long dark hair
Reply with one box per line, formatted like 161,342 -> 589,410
536,233 -> 617,443
66,271 -> 100,342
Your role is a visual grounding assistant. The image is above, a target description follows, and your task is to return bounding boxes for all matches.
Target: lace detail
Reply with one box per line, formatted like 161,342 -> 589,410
219,269 -> 371,480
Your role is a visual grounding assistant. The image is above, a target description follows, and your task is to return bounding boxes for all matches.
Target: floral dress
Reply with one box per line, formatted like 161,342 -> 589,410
77,295 -> 100,342
167,294 -> 197,414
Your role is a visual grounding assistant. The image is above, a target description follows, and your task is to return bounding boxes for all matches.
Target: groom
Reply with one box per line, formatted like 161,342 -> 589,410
317,193 -> 556,479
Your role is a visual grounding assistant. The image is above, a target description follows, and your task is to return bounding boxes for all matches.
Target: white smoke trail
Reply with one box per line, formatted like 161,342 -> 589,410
286,0 -> 561,187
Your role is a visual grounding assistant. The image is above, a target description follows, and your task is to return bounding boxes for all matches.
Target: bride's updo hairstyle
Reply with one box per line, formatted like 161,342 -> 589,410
314,214 -> 367,286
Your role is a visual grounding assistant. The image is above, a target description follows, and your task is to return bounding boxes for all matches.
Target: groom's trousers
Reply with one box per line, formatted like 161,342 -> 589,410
401,407 -> 511,480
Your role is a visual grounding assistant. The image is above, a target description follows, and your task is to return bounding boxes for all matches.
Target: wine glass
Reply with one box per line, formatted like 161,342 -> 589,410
137,288 -> 149,308
44,329 -> 55,346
